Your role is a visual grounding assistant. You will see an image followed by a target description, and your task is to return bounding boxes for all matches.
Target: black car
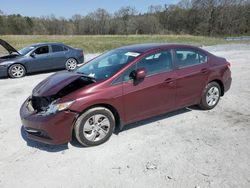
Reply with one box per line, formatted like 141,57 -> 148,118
0,39 -> 84,78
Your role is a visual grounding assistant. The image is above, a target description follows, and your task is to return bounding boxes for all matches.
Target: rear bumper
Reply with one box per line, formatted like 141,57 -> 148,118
20,98 -> 78,145
224,77 -> 232,93
77,55 -> 84,64
0,66 -> 8,78
223,68 -> 232,94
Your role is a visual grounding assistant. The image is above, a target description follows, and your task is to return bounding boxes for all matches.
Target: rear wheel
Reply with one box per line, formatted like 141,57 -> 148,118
8,64 -> 26,78
199,82 -> 221,110
74,107 -> 115,146
66,58 -> 77,71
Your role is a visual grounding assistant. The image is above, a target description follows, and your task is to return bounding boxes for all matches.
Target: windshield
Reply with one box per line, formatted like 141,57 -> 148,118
18,46 -> 35,55
76,49 -> 141,81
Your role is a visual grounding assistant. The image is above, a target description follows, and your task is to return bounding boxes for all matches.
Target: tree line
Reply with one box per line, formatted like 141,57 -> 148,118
0,0 -> 249,36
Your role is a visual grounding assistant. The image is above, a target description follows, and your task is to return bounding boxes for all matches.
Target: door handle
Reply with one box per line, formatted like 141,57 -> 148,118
201,68 -> 208,73
164,78 -> 175,83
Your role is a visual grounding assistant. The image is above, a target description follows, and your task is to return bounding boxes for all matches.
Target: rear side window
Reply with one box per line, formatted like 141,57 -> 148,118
51,45 -> 64,52
175,49 -> 207,68
34,46 -> 49,55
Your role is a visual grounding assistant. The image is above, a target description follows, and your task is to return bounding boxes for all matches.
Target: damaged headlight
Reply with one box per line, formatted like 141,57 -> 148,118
38,100 -> 75,116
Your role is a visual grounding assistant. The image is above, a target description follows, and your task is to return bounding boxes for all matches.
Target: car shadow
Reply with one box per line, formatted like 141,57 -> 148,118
121,107 -> 193,132
20,126 -> 69,152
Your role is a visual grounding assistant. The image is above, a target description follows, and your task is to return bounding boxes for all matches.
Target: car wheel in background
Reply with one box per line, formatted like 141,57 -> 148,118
199,81 -> 221,110
66,58 -> 77,71
74,107 -> 115,147
8,64 -> 26,78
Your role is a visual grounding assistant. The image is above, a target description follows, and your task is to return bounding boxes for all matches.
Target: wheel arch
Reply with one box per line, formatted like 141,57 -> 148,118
8,62 -> 27,70
71,103 -> 122,139
209,79 -> 224,96
67,57 -> 78,63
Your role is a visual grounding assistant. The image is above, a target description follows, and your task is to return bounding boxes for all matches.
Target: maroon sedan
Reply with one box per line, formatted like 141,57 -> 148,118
20,44 -> 232,146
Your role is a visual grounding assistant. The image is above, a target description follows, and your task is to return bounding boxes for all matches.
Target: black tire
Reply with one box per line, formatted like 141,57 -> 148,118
199,81 -> 221,110
74,107 -> 115,147
8,64 -> 26,78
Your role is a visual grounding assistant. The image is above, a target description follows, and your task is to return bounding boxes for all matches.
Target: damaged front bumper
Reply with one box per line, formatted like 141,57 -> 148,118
20,97 -> 78,145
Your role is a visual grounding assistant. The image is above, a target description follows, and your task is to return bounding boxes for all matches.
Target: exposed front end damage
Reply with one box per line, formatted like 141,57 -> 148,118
20,101 -> 78,144
31,73 -> 95,112
20,72 -> 95,144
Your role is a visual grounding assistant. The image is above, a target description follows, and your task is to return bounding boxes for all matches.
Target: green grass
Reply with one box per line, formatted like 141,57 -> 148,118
0,35 -> 248,53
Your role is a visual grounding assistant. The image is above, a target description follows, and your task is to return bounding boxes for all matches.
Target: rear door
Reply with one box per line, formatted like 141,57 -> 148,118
122,50 -> 177,123
174,48 -> 209,107
50,44 -> 67,69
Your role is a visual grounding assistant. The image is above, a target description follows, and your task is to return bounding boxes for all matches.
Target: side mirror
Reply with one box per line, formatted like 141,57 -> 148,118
135,68 -> 146,80
30,53 -> 36,58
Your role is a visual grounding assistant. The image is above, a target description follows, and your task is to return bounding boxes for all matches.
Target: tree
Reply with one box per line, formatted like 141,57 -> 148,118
89,8 -> 111,34
114,6 -> 137,34
0,0 -> 249,36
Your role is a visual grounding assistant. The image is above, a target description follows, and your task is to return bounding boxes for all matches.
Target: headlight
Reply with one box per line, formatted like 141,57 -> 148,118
0,64 -> 8,67
0,61 -> 14,67
38,100 -> 75,116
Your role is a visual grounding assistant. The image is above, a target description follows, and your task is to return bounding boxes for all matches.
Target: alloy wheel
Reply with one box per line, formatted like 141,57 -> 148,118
83,114 -> 111,142
10,65 -> 25,78
66,58 -> 77,70
206,86 -> 220,106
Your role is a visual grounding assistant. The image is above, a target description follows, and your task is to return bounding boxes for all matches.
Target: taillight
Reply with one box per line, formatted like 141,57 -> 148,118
80,51 -> 83,56
226,61 -> 231,69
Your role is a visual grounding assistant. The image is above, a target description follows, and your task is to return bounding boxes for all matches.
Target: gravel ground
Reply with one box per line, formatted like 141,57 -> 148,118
0,44 -> 250,188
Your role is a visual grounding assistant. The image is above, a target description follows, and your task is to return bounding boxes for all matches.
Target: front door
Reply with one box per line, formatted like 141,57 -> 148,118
122,50 -> 177,124
27,45 -> 53,72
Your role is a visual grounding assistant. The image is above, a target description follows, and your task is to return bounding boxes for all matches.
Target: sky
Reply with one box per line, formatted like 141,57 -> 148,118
0,0 -> 178,18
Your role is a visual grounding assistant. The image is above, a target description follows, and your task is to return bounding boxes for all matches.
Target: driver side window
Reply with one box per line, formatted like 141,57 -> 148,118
123,50 -> 172,81
34,46 -> 49,55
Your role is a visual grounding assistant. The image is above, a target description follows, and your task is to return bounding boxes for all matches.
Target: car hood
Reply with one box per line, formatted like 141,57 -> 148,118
0,54 -> 23,64
32,71 -> 95,97
0,39 -> 20,55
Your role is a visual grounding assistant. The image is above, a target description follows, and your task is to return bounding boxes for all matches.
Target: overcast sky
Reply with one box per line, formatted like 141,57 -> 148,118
0,0 -> 178,18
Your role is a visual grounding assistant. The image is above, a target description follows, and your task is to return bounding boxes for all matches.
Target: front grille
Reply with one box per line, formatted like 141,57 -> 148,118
31,96 -> 52,112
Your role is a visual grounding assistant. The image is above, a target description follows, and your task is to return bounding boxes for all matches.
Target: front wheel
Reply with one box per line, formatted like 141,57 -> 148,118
199,82 -> 221,110
66,58 -> 77,71
74,107 -> 115,147
8,64 -> 26,78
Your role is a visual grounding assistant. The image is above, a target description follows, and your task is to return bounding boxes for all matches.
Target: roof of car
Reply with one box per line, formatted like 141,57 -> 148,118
117,43 -> 200,53
30,42 -> 66,47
